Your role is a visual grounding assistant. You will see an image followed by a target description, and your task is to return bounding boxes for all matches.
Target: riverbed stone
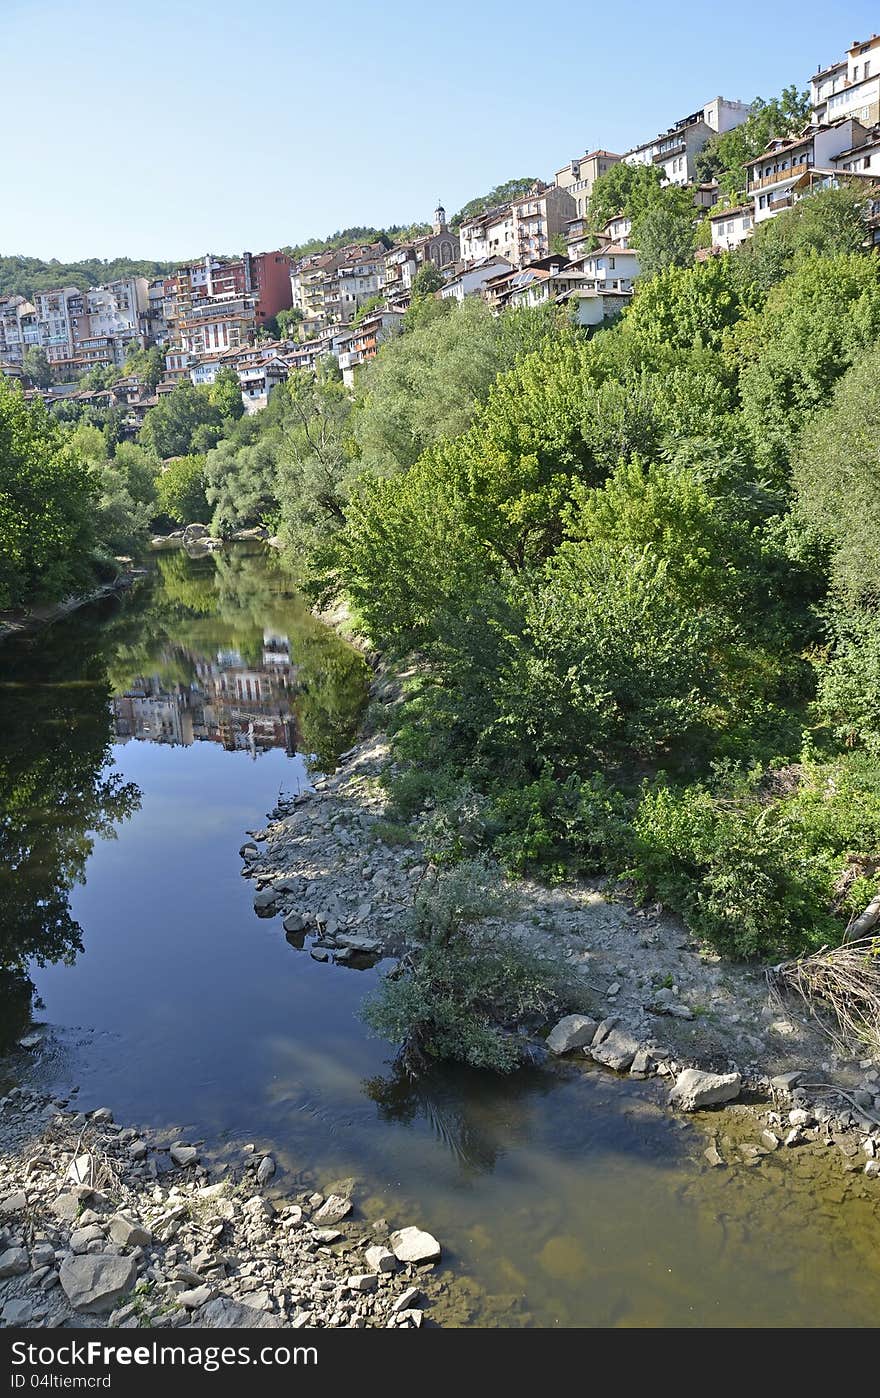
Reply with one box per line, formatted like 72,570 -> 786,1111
59,1253 -> 138,1313
256,1155 -> 275,1186
107,1214 -> 151,1249
669,1068 -> 742,1112
170,1145 -> 199,1168
0,1191 -> 27,1215
591,1028 -> 640,1072
282,911 -> 307,934
0,1246 -> 30,1278
313,1194 -> 351,1225
194,1296 -> 282,1328
389,1227 -> 441,1265
253,889 -> 279,914
546,1015 -> 598,1055
364,1245 -> 398,1274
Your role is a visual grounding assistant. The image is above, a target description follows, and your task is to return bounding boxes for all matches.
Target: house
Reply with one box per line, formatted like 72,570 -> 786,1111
745,118 -> 869,224
554,150 -> 621,217
238,356 -> 289,412
576,246 -> 641,292
511,183 -> 577,266
569,288 -> 632,326
832,122 -> 880,176
623,97 -> 750,185
440,257 -> 515,302
708,204 -> 754,250
811,35 -> 880,126
458,206 -> 509,265
337,309 -> 403,387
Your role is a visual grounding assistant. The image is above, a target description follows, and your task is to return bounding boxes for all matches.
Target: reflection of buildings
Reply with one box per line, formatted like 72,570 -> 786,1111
112,631 -> 298,757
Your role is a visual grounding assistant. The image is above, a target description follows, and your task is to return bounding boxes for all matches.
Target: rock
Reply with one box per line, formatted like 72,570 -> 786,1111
389,1226 -> 441,1265
606,982 -> 621,997
90,1107 -> 113,1122
182,523 -> 209,543
629,1048 -> 652,1079
668,1068 -> 741,1112
390,1286 -> 422,1313
865,1159 -> 880,1178
193,1296 -> 282,1329
282,911 -> 307,934
3,1299 -> 35,1325
59,1253 -> 137,1313
364,1245 -> 398,1274
66,1153 -> 94,1186
107,1214 -> 151,1248
0,1191 -> 27,1215
770,1071 -> 803,1093
256,1156 -> 276,1186
178,1285 -> 215,1309
30,1242 -> 56,1268
70,1224 -> 105,1253
545,1015 -> 598,1056
761,1130 -> 780,1151
346,1273 -> 378,1293
313,1194 -> 352,1225
253,889 -> 279,915
591,1016 -> 619,1047
703,1144 -> 725,1167
788,1108 -> 812,1127
0,1246 -> 30,1278
311,1228 -> 342,1244
243,1196 -> 274,1219
128,1140 -> 148,1161
239,843 -> 259,861
50,1193 -> 81,1223
170,1145 -> 199,1168
591,1028 -> 640,1072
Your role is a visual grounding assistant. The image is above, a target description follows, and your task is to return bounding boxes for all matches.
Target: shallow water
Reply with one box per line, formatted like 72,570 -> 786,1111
2,545 -> 879,1327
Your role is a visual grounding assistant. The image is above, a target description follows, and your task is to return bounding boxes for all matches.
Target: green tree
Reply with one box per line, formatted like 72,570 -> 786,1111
630,187 -> 698,278
123,343 -> 164,388
277,307 -> 304,339
139,382 -> 221,460
587,163 -> 664,231
0,381 -> 97,607
208,365 -> 245,421
22,345 -> 52,388
155,453 -> 209,525
452,179 -> 537,229
351,294 -> 384,326
410,262 -> 444,300
735,184 -> 872,291
695,87 -> 812,197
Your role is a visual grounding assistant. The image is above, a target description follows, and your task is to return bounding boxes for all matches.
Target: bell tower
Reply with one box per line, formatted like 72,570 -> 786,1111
433,201 -> 447,235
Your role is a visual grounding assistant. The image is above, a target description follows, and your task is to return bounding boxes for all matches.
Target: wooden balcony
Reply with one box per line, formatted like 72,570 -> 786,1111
747,161 -> 809,192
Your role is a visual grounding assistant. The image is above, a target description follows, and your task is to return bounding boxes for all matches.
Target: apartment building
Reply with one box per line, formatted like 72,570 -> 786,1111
337,309 -> 403,387
708,204 -> 755,250
745,117 -> 869,224
811,34 -> 880,126
554,149 -> 621,216
832,122 -> 880,175
440,257 -> 515,302
623,97 -> 750,185
460,185 -> 576,270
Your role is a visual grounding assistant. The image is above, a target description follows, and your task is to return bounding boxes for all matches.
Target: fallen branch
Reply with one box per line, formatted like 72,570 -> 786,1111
767,934 -> 880,1059
845,892 -> 880,943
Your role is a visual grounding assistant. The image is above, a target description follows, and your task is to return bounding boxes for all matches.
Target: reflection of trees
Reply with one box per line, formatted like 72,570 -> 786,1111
109,546 -> 369,769
0,614 -> 141,1029
363,1056 -> 555,1174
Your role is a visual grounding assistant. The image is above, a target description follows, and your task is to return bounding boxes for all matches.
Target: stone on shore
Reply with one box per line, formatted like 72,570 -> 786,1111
389,1226 -> 441,1265
313,1194 -> 352,1225
193,1296 -> 282,1329
546,1015 -> 598,1056
591,1028 -> 640,1072
669,1068 -> 742,1112
170,1144 -> 199,1168
107,1214 -> 151,1248
0,1246 -> 30,1278
256,1155 -> 276,1186
59,1253 -> 138,1313
365,1245 -> 398,1274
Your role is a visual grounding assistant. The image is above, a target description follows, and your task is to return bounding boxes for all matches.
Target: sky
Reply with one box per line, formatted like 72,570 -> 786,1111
3,0 -> 879,262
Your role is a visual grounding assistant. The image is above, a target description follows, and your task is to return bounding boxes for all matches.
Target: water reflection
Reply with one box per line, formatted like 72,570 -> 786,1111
0,544 -> 368,1038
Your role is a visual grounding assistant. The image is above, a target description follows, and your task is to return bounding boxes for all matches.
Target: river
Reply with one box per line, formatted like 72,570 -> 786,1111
2,544 -> 879,1327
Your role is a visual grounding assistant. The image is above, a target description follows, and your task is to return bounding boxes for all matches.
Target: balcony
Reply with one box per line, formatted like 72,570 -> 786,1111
747,159 -> 810,192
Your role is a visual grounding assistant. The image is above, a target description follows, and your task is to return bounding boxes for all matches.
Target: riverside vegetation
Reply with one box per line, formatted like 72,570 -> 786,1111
5,180 -> 880,1073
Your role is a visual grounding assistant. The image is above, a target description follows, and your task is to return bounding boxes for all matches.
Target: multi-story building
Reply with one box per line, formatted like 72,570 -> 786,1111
440,257 -> 515,303
337,309 -> 403,386
554,150 -> 621,216
0,295 -> 32,364
708,203 -> 755,250
623,97 -> 750,185
458,206 -> 508,264
832,122 -> 880,176
511,183 -> 577,265
811,35 -> 880,126
745,117 -> 869,224
575,246 -> 641,292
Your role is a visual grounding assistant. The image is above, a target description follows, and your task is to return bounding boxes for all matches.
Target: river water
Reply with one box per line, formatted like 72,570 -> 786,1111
2,545 -> 879,1327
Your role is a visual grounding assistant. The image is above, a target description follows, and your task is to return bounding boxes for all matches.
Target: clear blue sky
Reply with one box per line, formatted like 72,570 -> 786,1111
4,0 -> 879,261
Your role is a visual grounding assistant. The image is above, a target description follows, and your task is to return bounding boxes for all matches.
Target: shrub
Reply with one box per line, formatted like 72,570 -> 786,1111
363,860 -> 571,1070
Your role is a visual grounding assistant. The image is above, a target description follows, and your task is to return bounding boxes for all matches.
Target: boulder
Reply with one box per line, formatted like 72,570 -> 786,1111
0,1247 -> 29,1279
193,1296 -> 282,1329
59,1253 -> 137,1313
0,1191 -> 27,1216
177,1284 -> 215,1309
66,1153 -> 94,1186
70,1224 -> 104,1253
107,1214 -> 151,1249
253,889 -> 279,915
170,1144 -> 199,1168
282,911 -> 307,935
2,1298 -> 34,1325
591,1028 -> 640,1072
546,1015 -> 598,1056
668,1068 -> 742,1112
364,1245 -> 398,1274
256,1155 -> 276,1186
346,1273 -> 378,1293
389,1226 -> 441,1265
390,1286 -> 423,1313
313,1194 -> 351,1225
182,523 -> 209,543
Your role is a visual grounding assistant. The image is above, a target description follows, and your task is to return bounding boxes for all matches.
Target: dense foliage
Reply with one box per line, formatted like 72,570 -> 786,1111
0,254 -> 176,300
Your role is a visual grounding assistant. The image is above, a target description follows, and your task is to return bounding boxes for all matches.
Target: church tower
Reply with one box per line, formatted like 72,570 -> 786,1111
433,201 -> 447,235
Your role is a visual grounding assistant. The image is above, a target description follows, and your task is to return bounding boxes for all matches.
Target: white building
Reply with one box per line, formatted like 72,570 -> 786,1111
440,257 -> 515,302
576,246 -> 641,292
623,97 -> 750,186
746,118 -> 869,224
708,204 -> 754,250
812,35 -> 880,126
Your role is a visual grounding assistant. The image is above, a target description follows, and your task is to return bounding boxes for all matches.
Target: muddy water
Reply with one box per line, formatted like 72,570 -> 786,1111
2,545 -> 879,1327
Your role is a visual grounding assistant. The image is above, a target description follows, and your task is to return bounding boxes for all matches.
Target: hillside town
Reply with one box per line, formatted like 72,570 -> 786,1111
3,28 -> 880,424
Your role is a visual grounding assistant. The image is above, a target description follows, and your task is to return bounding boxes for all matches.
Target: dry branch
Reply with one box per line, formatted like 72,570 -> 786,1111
767,934 -> 880,1059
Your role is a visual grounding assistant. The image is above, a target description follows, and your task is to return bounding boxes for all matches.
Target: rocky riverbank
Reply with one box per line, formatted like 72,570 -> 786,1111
0,1086 -> 446,1330
238,672 -> 880,1167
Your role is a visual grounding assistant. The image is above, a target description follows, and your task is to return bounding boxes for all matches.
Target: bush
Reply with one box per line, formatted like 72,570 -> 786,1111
488,770 -> 633,880
363,860 -> 571,1071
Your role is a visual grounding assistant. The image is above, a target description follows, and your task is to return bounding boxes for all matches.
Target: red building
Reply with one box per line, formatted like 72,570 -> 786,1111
246,250 -> 293,326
